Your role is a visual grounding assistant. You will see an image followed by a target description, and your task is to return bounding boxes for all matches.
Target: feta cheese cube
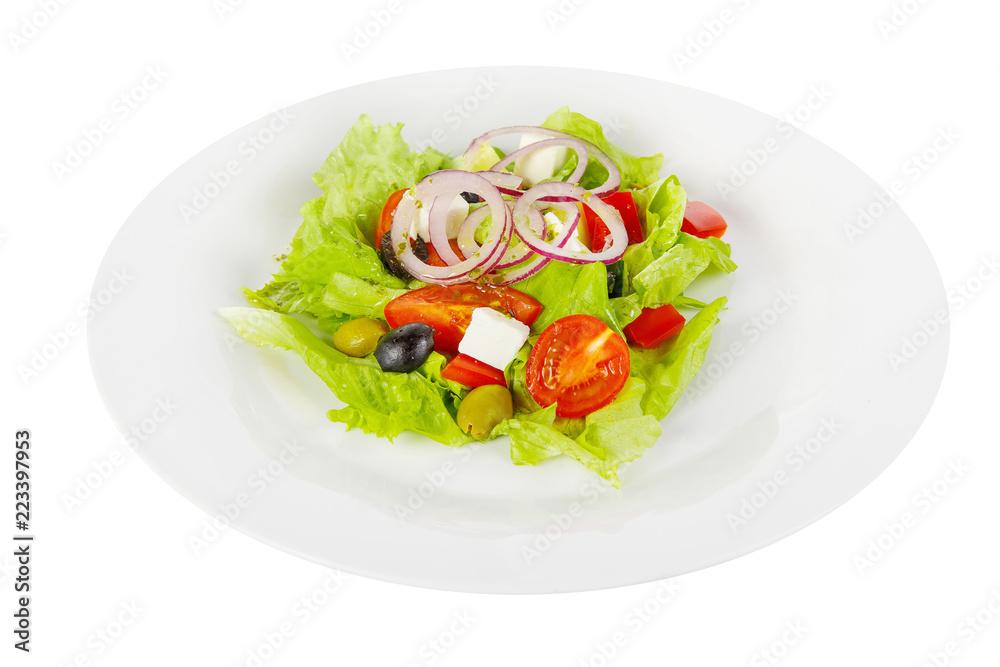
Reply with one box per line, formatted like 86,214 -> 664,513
407,192 -> 469,242
458,307 -> 530,370
543,211 -> 589,254
513,133 -> 570,188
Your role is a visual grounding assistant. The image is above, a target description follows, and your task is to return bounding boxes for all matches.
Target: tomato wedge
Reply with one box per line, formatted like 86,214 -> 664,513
384,284 -> 542,355
425,238 -> 466,268
441,353 -> 507,387
581,191 -> 643,252
374,188 -> 408,248
623,303 -> 686,349
525,314 -> 630,418
681,201 -> 727,238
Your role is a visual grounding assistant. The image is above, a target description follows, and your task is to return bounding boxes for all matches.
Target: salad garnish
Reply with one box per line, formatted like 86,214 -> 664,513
222,108 -> 736,486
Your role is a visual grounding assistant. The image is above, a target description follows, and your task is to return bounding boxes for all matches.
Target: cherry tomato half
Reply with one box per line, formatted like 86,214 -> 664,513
441,353 -> 507,388
681,201 -> 727,239
525,314 -> 630,418
374,188 -> 408,248
384,284 -> 542,355
581,191 -> 644,252
623,303 -> 686,349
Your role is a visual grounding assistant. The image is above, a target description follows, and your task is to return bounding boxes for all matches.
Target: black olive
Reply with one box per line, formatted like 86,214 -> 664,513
460,191 -> 481,204
607,260 -> 625,298
374,323 -> 435,373
380,231 -> 428,280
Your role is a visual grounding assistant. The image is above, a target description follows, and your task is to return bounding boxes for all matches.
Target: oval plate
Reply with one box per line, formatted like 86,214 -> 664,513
89,67 -> 948,593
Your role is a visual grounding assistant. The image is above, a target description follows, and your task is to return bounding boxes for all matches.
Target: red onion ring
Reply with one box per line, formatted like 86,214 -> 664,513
390,171 -> 511,284
511,182 -> 627,265
489,137 -> 589,186
463,125 -> 621,197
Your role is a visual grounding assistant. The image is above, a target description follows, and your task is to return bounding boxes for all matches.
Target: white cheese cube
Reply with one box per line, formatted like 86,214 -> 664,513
513,133 -> 570,188
443,195 -> 470,239
543,211 -> 589,254
406,192 -> 469,242
458,307 -> 530,370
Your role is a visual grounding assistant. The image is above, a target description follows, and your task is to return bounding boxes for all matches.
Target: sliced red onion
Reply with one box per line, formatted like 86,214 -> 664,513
484,254 -> 551,286
490,137 -> 588,186
463,125 -> 621,197
390,171 -> 511,284
427,194 -> 466,266
478,171 -> 522,190
511,182 -> 627,265
455,204 -> 492,262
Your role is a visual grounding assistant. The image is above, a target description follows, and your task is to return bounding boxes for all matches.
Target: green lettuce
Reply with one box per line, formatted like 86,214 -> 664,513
630,297 -> 728,420
244,116 -> 446,331
514,260 -> 622,336
631,175 -> 687,250
221,307 -> 472,446
493,379 -> 662,487
541,107 -> 663,189
228,109 -> 735,485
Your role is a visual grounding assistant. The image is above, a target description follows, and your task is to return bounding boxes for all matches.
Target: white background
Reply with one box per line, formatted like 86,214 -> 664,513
3,0 -> 999,665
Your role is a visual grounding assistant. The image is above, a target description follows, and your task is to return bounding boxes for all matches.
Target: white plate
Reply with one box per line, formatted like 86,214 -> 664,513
89,67 -> 948,593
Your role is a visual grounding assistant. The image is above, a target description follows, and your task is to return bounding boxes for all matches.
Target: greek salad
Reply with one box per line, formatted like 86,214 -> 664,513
222,108 -> 736,486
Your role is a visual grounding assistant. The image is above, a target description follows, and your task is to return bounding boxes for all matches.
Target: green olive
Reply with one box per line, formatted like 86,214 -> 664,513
457,385 -> 513,440
332,318 -> 389,357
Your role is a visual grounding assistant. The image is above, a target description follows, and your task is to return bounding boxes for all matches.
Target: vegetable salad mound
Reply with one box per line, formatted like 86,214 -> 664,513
222,108 -> 736,486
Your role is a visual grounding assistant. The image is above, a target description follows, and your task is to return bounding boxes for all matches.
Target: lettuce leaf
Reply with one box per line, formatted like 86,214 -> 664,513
312,115 -> 448,244
244,115 -> 446,329
631,175 -> 687,250
630,297 -> 728,420
220,307 -> 472,446
493,379 -> 662,487
513,260 -> 623,336
228,109 -> 735,485
613,233 -> 736,327
541,107 -> 663,189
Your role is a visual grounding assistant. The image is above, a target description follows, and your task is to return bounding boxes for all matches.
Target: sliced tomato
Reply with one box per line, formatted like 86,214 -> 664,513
384,284 -> 542,355
581,191 -> 643,252
681,201 -> 727,238
624,303 -> 686,349
441,353 -> 507,387
525,314 -> 630,418
374,188 -> 408,248
425,238 -> 466,268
